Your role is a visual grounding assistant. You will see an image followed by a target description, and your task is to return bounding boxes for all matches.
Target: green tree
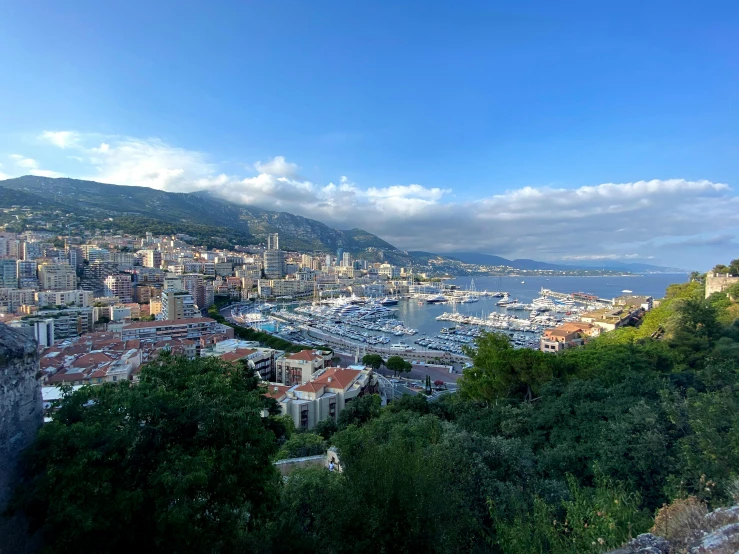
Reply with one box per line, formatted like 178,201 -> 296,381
361,353 -> 384,370
494,473 -> 651,554
312,417 -> 339,441
337,394 -> 381,429
9,354 -> 283,554
275,433 -> 327,460
386,355 -> 412,377
459,331 -> 557,403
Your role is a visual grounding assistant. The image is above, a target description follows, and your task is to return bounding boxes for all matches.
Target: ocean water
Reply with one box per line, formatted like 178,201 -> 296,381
392,273 -> 688,336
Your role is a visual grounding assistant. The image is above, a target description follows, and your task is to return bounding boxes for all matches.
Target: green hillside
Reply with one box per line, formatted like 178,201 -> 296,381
0,175 -> 400,253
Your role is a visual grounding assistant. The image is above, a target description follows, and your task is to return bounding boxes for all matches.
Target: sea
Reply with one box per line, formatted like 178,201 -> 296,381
391,274 -> 688,336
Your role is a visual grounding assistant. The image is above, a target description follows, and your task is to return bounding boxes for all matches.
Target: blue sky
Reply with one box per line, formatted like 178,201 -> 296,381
1,0 -> 738,269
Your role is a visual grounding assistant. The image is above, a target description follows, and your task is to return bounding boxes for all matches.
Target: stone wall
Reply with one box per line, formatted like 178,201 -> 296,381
0,323 -> 42,554
706,273 -> 739,299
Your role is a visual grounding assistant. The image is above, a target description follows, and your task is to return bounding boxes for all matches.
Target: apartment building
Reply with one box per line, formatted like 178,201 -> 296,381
0,288 -> 36,313
160,289 -> 197,320
104,274 -> 134,303
275,349 -> 332,386
263,249 -> 285,279
38,262 -> 77,291
267,366 -> 378,429
10,306 -> 94,342
141,249 -> 162,269
202,339 -> 278,381
120,317 -> 233,344
540,322 -> 600,353
0,259 -> 18,288
36,289 -> 92,308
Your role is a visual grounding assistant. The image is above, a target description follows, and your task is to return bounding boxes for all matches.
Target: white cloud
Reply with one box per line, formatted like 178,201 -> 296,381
40,130 -> 79,149
10,154 -> 38,169
8,153 -> 63,178
254,156 -> 299,177
18,129 -> 739,267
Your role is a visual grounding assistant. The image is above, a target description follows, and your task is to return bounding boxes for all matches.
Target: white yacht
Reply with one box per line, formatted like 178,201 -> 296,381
390,342 -> 415,351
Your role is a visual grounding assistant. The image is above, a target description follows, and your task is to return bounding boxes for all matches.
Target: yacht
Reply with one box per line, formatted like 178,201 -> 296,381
390,342 -> 415,351
379,296 -> 399,306
425,294 -> 446,304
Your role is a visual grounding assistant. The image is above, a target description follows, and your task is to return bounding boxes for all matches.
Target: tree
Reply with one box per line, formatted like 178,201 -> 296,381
386,355 -> 412,377
9,354 -> 283,554
337,394 -> 381,429
361,353 -> 384,371
459,332 -> 557,403
275,433 -> 327,460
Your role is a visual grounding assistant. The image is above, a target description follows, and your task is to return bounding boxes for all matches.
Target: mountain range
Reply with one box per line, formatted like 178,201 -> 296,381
0,176 -> 685,272
0,175 -> 397,254
447,252 -> 686,273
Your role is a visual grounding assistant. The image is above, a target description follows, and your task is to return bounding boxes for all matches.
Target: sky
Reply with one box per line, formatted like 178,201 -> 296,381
1,0 -> 738,270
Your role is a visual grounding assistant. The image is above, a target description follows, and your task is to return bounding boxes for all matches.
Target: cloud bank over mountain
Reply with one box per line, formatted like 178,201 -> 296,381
3,130 -> 735,268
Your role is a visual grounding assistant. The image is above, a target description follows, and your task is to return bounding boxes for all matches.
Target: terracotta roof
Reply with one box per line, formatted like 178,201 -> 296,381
264,384 -> 290,400
295,381 -> 325,393
48,369 -> 89,383
314,368 -> 360,390
220,348 -> 257,362
286,349 -> 323,362
72,352 -> 114,367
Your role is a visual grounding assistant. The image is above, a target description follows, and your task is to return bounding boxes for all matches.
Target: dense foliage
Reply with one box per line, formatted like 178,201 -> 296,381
9,272 -> 739,553
9,354 -> 287,554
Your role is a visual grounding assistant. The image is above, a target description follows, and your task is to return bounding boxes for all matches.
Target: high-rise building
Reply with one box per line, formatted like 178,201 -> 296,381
267,233 -> 279,250
160,289 -> 197,320
263,249 -> 285,279
0,259 -> 18,288
104,274 -> 134,303
325,254 -> 332,268
7,239 -> 22,259
142,249 -> 162,269
336,248 -> 344,265
182,273 -> 205,308
23,241 -> 44,261
16,260 -> 38,290
341,252 -> 353,268
66,246 -> 84,270
38,262 -> 77,291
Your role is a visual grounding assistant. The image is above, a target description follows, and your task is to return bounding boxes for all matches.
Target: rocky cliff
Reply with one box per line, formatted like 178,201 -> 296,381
0,324 -> 42,554
610,503 -> 739,554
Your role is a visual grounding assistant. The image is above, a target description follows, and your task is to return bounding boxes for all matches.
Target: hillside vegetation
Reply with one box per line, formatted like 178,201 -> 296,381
7,265 -> 739,553
0,175 -> 398,253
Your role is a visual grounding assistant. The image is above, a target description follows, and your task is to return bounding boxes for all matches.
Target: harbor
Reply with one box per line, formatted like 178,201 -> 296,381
221,274 -> 687,360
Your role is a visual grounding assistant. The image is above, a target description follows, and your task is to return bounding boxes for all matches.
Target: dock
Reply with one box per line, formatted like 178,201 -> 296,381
540,287 -> 614,305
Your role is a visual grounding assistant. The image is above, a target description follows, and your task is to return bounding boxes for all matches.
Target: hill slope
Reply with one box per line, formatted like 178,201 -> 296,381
0,176 -> 397,253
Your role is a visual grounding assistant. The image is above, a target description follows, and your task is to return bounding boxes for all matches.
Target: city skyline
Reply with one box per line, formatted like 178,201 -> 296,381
1,1 -> 738,267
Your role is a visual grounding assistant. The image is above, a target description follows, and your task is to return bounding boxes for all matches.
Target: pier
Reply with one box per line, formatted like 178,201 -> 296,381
540,287 -> 614,305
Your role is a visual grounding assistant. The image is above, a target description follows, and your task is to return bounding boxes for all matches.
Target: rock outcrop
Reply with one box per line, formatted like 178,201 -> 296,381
0,323 -> 42,554
609,503 -> 739,554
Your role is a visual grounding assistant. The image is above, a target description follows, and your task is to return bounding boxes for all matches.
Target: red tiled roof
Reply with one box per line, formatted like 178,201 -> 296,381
72,352 -> 114,367
286,349 -> 323,362
48,369 -> 89,383
264,384 -> 290,400
295,381 -> 325,393
220,348 -> 257,362
314,368 -> 360,390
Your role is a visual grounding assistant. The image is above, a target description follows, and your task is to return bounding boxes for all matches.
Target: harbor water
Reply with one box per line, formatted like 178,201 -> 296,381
391,273 -> 688,337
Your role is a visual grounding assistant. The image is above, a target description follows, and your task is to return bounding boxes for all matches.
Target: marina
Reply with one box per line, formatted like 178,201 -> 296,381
222,275 -> 688,359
